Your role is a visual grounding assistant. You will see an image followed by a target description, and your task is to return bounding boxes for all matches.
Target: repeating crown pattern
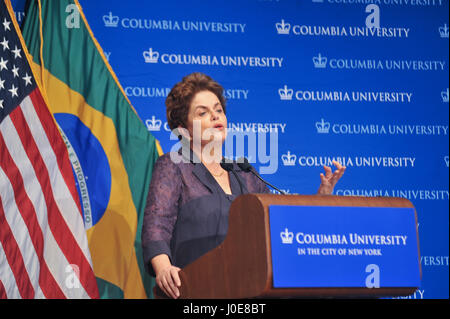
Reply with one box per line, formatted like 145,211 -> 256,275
439,24 -> 449,38
279,85 -> 293,100
143,48 -> 159,63
276,19 -> 291,35
316,119 -> 330,133
145,116 -> 162,131
281,151 -> 297,166
441,88 -> 449,103
103,12 -> 119,27
313,53 -> 327,68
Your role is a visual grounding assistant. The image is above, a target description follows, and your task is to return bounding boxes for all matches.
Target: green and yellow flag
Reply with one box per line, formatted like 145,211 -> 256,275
21,0 -> 162,298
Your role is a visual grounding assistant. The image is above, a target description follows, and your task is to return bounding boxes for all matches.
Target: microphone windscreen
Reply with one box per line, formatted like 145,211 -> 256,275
236,157 -> 252,172
220,159 -> 234,172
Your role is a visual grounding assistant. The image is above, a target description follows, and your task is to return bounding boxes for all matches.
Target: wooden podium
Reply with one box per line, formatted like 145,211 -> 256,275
154,194 -> 421,299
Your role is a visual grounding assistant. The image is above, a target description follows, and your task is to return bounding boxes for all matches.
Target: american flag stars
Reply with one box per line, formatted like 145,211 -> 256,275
3,17 -> 11,31
0,57 -> 7,70
12,45 -> 22,58
0,15 -> 34,112
0,36 -> 9,50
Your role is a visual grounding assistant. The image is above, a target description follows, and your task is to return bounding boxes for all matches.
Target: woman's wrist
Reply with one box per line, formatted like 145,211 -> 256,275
151,254 -> 172,276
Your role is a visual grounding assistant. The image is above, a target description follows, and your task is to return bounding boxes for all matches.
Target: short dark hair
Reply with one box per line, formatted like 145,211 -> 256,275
165,72 -> 226,131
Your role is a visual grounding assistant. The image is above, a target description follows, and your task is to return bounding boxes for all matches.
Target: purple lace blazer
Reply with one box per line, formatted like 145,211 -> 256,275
141,149 -> 270,276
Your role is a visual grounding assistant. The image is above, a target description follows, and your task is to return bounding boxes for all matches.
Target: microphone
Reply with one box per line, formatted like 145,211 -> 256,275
236,157 -> 287,195
219,160 -> 234,172
220,159 -> 244,195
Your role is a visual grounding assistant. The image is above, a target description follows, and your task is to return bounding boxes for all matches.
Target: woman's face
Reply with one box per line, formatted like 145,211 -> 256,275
184,90 -> 227,146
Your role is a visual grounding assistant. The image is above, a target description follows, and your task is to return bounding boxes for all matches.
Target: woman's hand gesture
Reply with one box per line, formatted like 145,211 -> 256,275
317,160 -> 346,195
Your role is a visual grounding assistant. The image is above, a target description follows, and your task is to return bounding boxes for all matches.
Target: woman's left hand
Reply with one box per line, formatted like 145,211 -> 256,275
317,160 -> 346,195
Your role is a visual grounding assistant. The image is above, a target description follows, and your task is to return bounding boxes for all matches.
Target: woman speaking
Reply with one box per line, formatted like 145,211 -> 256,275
141,72 -> 346,299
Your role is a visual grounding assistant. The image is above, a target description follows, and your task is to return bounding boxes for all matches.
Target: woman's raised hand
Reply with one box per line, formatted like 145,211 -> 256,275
317,160 -> 346,195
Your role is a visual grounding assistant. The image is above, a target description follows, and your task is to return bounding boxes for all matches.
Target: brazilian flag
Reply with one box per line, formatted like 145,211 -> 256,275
21,0 -> 162,298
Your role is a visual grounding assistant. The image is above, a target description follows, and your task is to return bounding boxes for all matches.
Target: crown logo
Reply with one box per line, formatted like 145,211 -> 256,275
316,118 -> 330,133
313,53 -> 327,68
442,88 -> 449,103
445,156 -> 449,168
281,151 -> 297,166
143,48 -> 159,63
103,12 -> 119,27
276,19 -> 291,35
280,228 -> 294,244
439,24 -> 449,38
145,116 -> 162,131
278,85 -> 293,100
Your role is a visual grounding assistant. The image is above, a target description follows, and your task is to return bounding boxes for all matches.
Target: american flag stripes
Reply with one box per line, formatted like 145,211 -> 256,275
0,0 -> 98,298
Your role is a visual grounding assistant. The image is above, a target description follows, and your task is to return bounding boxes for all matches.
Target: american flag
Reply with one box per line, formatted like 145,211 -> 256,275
0,1 -> 98,298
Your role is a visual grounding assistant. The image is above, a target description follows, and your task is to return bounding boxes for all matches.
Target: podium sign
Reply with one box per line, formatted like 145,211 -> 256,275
269,205 -> 421,289
154,195 -> 421,299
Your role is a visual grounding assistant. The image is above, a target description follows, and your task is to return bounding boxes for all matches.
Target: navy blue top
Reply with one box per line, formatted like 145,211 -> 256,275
141,148 -> 270,276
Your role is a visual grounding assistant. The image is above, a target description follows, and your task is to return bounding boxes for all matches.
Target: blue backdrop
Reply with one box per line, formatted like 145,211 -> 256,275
11,0 -> 449,299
